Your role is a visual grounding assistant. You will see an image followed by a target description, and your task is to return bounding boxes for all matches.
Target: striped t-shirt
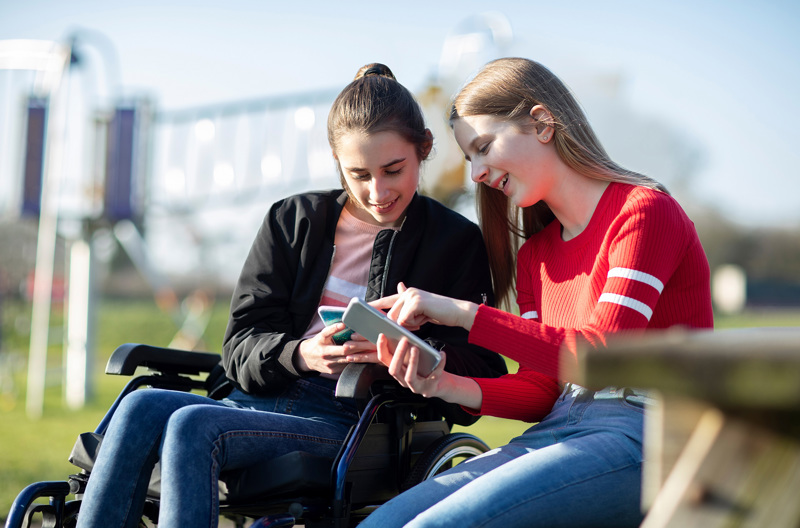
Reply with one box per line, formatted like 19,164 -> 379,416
302,205 -> 400,340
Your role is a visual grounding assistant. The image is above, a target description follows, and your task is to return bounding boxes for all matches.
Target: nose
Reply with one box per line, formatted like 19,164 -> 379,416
369,177 -> 390,202
470,161 -> 489,184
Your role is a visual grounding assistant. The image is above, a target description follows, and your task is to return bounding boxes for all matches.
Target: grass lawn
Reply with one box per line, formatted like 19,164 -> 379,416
1,299 -> 798,519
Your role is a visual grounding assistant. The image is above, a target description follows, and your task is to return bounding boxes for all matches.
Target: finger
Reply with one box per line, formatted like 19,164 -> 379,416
434,351 -> 447,375
394,301 -> 418,327
397,282 -> 407,293
390,337 -> 413,375
404,342 -> 421,387
342,340 -> 377,354
320,344 -> 350,360
386,335 -> 411,383
346,333 -> 369,342
370,293 -> 399,310
386,294 -> 404,321
375,334 -> 393,367
321,322 -> 347,340
345,351 -> 379,363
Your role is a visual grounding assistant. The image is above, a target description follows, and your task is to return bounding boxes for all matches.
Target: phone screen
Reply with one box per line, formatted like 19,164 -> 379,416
342,298 -> 441,376
317,306 -> 354,345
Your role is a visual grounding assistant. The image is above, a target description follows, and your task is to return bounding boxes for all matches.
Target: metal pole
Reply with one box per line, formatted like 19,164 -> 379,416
64,236 -> 94,409
25,42 -> 70,418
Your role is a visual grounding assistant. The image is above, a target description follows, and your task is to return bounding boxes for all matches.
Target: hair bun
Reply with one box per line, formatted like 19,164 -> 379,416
355,63 -> 396,81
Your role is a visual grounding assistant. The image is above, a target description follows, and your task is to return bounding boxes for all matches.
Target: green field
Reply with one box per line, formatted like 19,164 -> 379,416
1,298 -> 799,520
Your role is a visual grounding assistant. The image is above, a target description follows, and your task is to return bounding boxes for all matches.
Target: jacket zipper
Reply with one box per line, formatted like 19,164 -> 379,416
380,230 -> 400,297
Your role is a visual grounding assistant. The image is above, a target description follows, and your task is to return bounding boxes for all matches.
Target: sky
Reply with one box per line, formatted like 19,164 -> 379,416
2,0 -> 799,235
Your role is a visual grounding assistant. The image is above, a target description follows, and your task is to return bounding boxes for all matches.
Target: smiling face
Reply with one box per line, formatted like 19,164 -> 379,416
452,114 -> 557,209
336,130 -> 421,227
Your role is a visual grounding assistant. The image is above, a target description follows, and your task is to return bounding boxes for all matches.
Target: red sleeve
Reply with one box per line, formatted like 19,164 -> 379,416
465,367 -> 562,422
469,305 -> 568,380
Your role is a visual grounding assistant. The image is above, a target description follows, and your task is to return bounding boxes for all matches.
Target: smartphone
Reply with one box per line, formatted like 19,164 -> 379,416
342,297 -> 442,377
317,305 -> 355,345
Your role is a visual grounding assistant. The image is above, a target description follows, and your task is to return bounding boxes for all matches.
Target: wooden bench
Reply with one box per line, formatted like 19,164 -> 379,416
568,327 -> 800,528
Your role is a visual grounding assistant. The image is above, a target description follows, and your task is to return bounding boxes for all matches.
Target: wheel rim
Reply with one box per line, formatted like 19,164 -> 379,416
425,445 -> 485,479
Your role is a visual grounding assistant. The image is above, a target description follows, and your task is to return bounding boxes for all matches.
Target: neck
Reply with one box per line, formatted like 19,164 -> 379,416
547,174 -> 610,242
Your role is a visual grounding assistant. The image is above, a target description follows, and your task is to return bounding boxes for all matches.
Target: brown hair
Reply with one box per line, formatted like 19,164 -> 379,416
327,63 -> 432,190
450,57 -> 667,308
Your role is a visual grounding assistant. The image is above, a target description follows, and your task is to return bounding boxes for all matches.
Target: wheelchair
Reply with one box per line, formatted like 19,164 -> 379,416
6,343 -> 490,528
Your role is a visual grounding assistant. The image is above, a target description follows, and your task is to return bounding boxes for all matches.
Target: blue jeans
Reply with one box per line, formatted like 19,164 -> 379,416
75,377 -> 358,528
360,384 -> 647,528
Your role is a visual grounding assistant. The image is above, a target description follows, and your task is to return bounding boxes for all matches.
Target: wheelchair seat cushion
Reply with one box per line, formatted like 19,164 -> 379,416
69,432 -> 103,472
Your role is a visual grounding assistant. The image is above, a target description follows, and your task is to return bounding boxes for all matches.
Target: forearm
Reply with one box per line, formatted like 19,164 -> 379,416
472,370 -> 562,422
222,332 -> 304,392
434,372 -> 483,411
468,303 -> 652,381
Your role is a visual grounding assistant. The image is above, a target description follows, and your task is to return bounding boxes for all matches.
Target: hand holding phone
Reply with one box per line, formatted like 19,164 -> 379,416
317,306 -> 355,345
342,297 -> 442,377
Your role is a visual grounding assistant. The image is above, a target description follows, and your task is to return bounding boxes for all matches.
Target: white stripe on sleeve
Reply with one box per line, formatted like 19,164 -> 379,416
598,293 -> 653,320
607,267 -> 664,293
520,310 -> 539,320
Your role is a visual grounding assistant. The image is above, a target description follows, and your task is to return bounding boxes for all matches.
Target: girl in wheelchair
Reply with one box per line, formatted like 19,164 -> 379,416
74,63 -> 505,528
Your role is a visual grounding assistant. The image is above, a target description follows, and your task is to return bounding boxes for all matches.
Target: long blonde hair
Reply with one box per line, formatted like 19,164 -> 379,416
450,58 -> 667,308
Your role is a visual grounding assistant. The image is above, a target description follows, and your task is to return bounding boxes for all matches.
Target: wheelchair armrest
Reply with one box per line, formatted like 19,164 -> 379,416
335,363 -> 393,400
106,343 -> 221,376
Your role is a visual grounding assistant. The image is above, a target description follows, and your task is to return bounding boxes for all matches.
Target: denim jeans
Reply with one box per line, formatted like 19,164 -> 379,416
75,377 -> 358,528
360,384 -> 647,528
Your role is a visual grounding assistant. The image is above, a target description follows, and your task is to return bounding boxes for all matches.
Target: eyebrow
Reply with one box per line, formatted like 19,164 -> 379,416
345,157 -> 406,172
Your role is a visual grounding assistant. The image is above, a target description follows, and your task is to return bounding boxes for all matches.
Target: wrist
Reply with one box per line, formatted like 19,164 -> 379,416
437,373 -> 482,410
456,301 -> 479,331
294,340 -> 312,373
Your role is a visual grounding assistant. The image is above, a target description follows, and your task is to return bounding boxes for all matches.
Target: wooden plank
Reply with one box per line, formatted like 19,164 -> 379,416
642,395 -> 710,510
564,326 -> 800,526
567,327 -> 800,410
642,408 -> 800,528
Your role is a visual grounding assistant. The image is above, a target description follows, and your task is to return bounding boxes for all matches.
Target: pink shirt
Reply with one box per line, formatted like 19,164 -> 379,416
302,206 -> 400,339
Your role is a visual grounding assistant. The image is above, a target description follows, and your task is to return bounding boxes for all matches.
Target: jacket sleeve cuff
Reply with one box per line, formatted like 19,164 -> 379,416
277,339 -> 318,379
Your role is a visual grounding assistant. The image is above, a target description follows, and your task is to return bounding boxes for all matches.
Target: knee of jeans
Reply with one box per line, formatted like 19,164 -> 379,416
115,388 -> 167,419
164,404 -> 220,444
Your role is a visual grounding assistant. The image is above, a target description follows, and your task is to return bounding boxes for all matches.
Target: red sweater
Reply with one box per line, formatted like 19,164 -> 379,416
468,183 -> 713,422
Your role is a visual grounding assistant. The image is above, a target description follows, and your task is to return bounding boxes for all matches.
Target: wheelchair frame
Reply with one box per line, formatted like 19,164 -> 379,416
6,343 -> 489,528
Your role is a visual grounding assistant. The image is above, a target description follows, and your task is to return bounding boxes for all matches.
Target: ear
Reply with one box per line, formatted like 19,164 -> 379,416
529,105 -> 554,143
420,128 -> 434,159
332,149 -> 339,160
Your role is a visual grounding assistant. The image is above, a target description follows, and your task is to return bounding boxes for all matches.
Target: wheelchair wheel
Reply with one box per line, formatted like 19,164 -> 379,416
403,432 -> 489,488
62,501 -> 81,528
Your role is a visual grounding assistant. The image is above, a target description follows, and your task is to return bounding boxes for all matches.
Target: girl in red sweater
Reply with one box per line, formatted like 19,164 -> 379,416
358,58 -> 713,527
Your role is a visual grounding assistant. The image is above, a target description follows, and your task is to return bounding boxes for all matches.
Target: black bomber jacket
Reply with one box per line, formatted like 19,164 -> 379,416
222,190 -> 507,424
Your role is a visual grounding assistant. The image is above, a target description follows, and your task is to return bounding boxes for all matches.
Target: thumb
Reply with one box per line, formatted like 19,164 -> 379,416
397,281 -> 407,293
376,333 -> 393,366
